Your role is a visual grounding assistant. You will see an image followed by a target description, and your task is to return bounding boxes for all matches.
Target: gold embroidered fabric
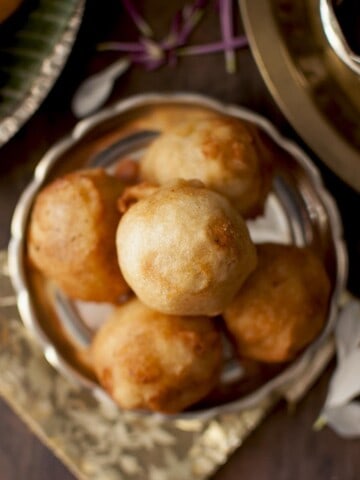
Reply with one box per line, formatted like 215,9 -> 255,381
0,251 -> 333,480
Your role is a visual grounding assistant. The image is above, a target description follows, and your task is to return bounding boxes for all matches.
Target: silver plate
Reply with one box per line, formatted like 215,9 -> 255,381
8,93 -> 347,420
0,0 -> 85,147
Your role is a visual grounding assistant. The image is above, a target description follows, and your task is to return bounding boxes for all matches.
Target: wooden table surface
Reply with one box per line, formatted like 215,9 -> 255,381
0,1 -> 360,478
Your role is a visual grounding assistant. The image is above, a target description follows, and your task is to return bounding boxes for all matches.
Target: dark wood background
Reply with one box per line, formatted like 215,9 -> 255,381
0,1 -> 359,478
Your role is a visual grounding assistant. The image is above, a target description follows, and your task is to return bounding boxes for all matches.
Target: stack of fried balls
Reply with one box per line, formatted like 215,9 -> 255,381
27,113 -> 331,413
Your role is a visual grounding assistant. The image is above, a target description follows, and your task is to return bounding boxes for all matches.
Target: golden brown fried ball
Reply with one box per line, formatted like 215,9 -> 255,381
223,243 -> 331,363
140,115 -> 273,218
116,179 -> 257,316
28,168 -> 129,303
91,298 -> 223,413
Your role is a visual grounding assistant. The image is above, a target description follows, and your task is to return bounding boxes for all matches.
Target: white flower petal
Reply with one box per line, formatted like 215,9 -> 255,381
323,403 -> 360,438
335,301 -> 360,362
325,349 -> 360,408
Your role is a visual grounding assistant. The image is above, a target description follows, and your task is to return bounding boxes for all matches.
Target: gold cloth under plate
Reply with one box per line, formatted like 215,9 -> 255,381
0,250 -> 334,480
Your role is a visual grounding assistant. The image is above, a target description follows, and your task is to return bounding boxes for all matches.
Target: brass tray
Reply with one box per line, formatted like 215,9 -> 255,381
8,93 -> 347,420
240,0 -> 360,191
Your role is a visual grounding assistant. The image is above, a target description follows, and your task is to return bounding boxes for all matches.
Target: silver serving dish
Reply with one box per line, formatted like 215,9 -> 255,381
8,93 -> 347,420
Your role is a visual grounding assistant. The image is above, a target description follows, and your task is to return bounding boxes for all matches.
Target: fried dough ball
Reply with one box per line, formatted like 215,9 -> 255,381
28,168 -> 129,302
116,180 -> 257,316
223,243 -> 331,363
140,115 -> 273,218
91,298 -> 223,413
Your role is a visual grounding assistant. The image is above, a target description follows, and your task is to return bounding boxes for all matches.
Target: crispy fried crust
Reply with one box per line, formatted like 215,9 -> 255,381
116,180 -> 257,316
223,243 -> 331,363
91,299 -> 223,413
27,168 -> 129,302
140,114 -> 274,218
